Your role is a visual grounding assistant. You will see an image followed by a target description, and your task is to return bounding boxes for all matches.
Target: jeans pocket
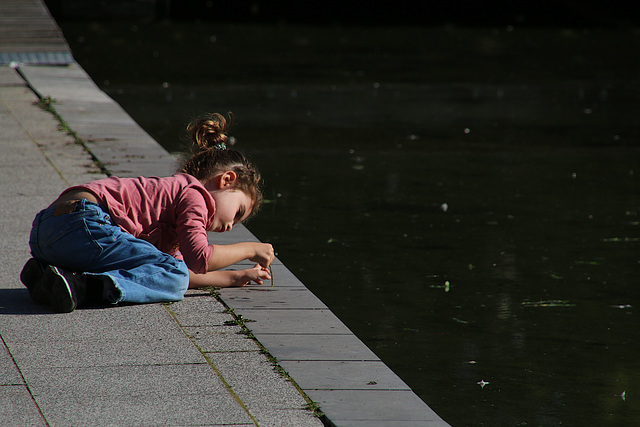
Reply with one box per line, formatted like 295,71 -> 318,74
37,213 -> 104,270
41,217 -> 87,250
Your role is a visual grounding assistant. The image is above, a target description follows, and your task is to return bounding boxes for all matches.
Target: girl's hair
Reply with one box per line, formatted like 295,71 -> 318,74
180,113 -> 263,216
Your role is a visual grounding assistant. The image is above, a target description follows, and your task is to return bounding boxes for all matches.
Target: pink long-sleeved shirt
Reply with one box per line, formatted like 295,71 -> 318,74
62,173 -> 215,274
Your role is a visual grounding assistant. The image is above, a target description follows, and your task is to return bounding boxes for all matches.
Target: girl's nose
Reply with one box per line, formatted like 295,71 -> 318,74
225,223 -> 233,232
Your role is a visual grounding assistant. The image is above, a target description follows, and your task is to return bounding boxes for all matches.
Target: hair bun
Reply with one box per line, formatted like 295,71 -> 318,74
187,112 -> 234,152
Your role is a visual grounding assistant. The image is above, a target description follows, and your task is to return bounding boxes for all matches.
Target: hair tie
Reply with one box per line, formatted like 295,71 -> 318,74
212,142 -> 227,150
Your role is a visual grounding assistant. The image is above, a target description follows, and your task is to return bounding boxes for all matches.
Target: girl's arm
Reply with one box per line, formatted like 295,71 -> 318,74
207,242 -> 275,271
188,265 -> 271,288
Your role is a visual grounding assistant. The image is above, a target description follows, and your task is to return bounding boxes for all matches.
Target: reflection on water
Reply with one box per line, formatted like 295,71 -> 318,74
59,21 -> 639,426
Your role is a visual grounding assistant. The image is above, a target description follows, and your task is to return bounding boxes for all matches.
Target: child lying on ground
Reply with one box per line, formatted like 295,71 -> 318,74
20,112 -> 274,312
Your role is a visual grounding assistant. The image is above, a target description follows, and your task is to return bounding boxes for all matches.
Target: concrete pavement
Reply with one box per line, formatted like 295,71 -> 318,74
0,63 -> 327,427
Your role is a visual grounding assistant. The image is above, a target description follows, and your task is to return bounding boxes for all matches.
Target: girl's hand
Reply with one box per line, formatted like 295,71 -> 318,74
239,264 -> 271,286
188,265 -> 271,288
207,242 -> 276,272
249,243 -> 275,268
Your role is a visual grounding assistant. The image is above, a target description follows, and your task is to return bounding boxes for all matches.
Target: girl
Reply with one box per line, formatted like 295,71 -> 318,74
20,113 -> 274,313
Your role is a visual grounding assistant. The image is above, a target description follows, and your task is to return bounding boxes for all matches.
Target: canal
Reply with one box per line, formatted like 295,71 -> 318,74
57,20 -> 639,426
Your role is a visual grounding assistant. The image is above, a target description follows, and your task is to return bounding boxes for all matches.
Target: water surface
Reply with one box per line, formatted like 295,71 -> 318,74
59,21 -> 639,426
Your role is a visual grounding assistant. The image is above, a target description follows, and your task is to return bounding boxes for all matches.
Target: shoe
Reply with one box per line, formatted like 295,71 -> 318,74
43,265 -> 86,313
85,274 -> 121,305
21,259 -> 88,313
20,258 -> 48,305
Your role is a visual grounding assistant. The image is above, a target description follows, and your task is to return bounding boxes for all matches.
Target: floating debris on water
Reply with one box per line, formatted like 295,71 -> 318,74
603,237 -> 640,242
522,300 -> 576,307
477,380 -> 490,389
430,281 -> 451,292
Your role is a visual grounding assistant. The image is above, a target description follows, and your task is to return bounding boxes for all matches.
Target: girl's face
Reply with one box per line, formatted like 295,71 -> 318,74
205,171 -> 254,232
209,188 -> 253,232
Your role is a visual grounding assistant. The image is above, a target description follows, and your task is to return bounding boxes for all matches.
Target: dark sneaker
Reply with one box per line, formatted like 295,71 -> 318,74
85,274 -> 121,306
20,258 -> 49,305
21,259 -> 88,312
43,265 -> 85,313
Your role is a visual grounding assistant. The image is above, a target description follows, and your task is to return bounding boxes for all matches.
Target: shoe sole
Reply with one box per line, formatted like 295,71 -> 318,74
43,265 -> 76,313
20,258 -> 49,305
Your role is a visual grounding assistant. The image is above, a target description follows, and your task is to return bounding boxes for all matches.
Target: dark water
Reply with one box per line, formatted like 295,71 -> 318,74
59,21 -> 639,426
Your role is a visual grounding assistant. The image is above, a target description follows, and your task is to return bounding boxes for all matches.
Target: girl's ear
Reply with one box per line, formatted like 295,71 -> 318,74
219,171 -> 237,189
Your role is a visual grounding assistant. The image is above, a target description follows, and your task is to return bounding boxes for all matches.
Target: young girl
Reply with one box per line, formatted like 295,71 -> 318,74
20,113 -> 274,313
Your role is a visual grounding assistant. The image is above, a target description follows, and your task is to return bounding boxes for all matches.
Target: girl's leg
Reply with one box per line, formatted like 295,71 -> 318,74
82,231 -> 190,304
29,199 -> 189,305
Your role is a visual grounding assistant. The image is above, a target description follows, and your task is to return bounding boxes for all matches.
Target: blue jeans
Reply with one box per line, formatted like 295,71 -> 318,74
29,199 -> 189,304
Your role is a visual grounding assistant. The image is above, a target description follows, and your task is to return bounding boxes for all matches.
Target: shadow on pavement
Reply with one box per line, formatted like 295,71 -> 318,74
0,288 -> 54,315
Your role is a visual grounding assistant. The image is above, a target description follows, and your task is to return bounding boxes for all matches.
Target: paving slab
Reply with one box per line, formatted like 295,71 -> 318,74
232,308 -> 354,335
0,386 -> 47,427
224,286 -> 329,310
163,290 -> 230,326
311,390 -> 449,426
279,360 -> 411,391
256,333 -> 381,362
27,364 -> 229,398
0,345 -> 22,386
184,324 -> 262,353
18,65 -> 114,103
207,351 -> 321,427
34,389 -> 254,427
0,66 -> 23,85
